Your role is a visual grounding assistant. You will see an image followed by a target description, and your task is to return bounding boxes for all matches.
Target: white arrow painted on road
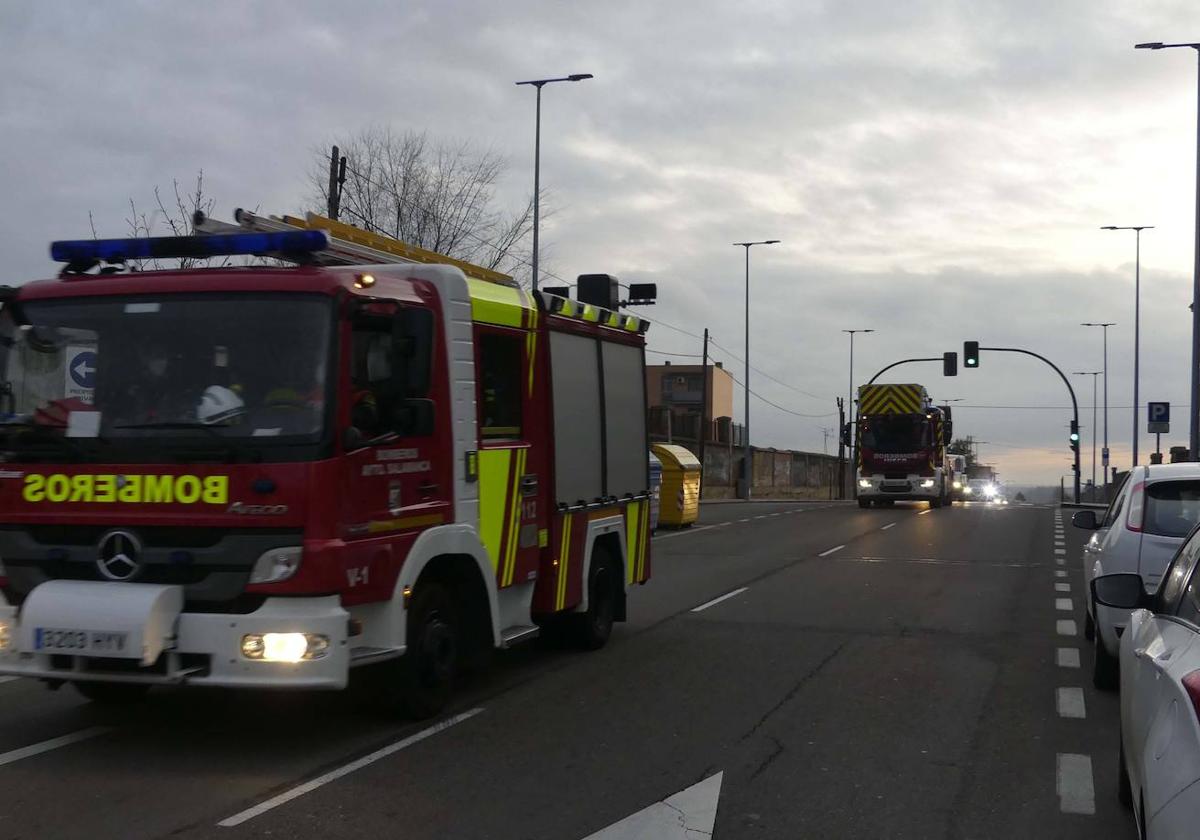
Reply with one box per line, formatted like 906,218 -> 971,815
582,772 -> 723,839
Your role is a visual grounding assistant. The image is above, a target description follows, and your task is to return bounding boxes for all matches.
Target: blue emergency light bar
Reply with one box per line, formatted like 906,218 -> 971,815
50,230 -> 330,267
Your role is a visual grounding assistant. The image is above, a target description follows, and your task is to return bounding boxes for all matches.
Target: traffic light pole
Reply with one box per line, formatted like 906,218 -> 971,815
866,357 -> 945,385
980,346 -> 1081,504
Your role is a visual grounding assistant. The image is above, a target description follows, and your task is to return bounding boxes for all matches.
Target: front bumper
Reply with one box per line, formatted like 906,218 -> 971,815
859,478 -> 940,500
0,586 -> 350,689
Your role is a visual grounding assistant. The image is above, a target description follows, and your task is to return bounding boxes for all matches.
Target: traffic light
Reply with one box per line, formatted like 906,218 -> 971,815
943,351 -> 958,376
964,341 -> 980,368
1069,420 -> 1080,451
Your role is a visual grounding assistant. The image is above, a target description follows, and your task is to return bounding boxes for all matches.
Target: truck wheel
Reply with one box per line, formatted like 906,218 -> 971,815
398,582 -> 459,719
858,498 -> 870,509
1093,626 -> 1119,691
74,681 -> 150,705
930,497 -> 943,509
573,550 -> 618,650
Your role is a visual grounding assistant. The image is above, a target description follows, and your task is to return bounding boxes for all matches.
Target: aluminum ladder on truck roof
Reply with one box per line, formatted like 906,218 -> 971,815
193,208 -> 518,288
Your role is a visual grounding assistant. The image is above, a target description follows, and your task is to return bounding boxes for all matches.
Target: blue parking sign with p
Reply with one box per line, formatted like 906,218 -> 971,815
1148,401 -> 1170,433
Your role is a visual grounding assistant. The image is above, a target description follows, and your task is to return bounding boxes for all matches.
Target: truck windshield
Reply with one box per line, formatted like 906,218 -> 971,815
861,415 -> 931,454
0,293 -> 333,461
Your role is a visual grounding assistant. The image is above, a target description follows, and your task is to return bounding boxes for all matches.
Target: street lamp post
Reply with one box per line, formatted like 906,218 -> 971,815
1074,371 -> 1102,498
843,328 -> 874,498
1136,40 -> 1200,459
733,240 -> 780,499
1081,322 -> 1115,491
1101,226 -> 1153,466
515,73 -> 593,291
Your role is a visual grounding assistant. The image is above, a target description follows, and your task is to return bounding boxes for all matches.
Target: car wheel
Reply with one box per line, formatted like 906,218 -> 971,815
572,549 -> 618,651
396,582 -> 458,719
74,681 -> 151,705
858,498 -> 870,509
1093,626 -> 1119,691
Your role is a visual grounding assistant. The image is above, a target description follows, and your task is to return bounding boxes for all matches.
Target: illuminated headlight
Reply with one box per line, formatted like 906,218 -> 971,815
920,480 -> 935,488
241,632 -> 329,662
0,621 -> 10,651
952,481 -> 962,489
963,487 -> 974,495
984,485 -> 997,497
858,479 -> 873,488
249,547 -> 302,584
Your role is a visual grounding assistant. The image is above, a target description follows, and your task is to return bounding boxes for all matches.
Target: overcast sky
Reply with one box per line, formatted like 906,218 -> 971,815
2,0 -> 1198,486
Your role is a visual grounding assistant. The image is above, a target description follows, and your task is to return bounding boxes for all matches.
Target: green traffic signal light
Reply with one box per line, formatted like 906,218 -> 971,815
964,341 -> 979,368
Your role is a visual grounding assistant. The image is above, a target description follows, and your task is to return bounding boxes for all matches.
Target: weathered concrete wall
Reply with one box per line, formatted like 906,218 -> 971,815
699,445 -> 850,500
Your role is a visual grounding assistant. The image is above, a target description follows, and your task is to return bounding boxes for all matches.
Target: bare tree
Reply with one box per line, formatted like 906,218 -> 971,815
308,127 -> 538,284
119,170 -> 217,270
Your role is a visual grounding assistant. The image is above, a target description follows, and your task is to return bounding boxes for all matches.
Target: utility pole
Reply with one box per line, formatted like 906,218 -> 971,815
836,397 -> 846,499
699,328 -> 709,495
326,146 -> 346,221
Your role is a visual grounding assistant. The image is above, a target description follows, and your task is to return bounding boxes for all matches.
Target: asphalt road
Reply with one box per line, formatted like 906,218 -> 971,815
0,499 -> 1133,839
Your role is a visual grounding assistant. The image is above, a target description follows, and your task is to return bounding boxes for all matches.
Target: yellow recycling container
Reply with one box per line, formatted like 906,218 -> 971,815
652,443 -> 702,528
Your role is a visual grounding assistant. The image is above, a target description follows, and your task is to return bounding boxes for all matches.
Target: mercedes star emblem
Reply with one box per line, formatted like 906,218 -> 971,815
96,530 -> 142,581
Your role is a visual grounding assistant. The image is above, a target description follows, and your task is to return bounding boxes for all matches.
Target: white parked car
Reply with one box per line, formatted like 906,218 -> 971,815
1074,465 -> 1200,690
1093,540 -> 1200,838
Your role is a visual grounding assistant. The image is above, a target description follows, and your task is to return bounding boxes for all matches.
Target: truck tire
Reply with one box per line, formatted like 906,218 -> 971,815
74,681 -> 150,705
930,496 -> 943,509
397,582 -> 459,719
858,498 -> 871,509
1093,625 -> 1119,691
572,549 -> 618,651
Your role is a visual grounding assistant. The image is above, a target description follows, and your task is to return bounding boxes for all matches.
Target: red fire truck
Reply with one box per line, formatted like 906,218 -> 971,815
0,212 -> 654,716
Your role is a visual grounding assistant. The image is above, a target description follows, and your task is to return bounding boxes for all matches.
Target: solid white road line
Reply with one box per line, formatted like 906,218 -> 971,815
0,676 -> 21,686
1055,583 -> 1070,592
1057,648 -> 1081,668
1057,753 -> 1096,815
691,587 -> 749,613
218,709 -> 484,828
817,545 -> 845,557
1056,619 -> 1078,635
1057,687 -> 1086,718
1056,598 -> 1074,612
881,523 -> 896,531
0,726 -> 112,768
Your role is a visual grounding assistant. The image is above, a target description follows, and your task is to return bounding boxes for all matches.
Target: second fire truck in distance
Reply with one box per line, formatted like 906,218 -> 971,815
0,212 -> 654,717
855,383 -> 952,508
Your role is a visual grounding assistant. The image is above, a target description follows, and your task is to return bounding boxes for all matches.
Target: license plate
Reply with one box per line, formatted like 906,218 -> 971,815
34,628 -> 129,655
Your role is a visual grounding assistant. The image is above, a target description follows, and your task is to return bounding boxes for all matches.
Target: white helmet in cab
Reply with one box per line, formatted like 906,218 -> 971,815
197,385 -> 245,425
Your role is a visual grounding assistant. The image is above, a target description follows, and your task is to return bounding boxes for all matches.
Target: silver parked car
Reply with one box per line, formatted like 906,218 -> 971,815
1074,464 -> 1200,689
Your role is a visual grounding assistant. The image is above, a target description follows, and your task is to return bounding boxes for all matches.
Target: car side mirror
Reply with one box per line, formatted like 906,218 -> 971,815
393,398 -> 435,437
1091,573 -> 1149,610
1072,509 -> 1099,530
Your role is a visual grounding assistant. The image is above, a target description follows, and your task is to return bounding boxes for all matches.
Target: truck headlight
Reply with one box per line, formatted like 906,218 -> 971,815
963,487 -> 973,495
0,621 -> 10,652
249,547 -> 302,584
920,480 -> 935,488
858,479 -> 872,488
952,481 -> 962,489
241,632 -> 329,662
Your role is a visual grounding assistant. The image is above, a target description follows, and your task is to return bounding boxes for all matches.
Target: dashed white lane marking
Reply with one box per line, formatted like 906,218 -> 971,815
918,509 -> 932,515
738,518 -> 751,523
1057,648 -> 1081,668
1055,583 -> 1070,592
654,525 -> 718,541
0,676 -> 21,686
818,545 -> 845,557
691,587 -> 749,613
1057,687 -> 1086,718
881,523 -> 896,531
1055,570 -> 1067,578
1057,753 -> 1096,815
218,709 -> 484,827
0,726 -> 112,768
1054,548 -> 1066,555
1057,619 -> 1078,635
1056,557 -> 1065,566
1056,598 -> 1074,611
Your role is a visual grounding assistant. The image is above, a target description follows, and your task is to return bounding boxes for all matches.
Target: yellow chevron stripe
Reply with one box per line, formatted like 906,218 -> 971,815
502,449 -> 526,586
859,384 -> 924,415
556,514 -> 573,610
526,328 -> 537,397
639,498 -> 650,580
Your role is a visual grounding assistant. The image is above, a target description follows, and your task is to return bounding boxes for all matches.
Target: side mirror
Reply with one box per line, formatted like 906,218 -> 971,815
343,425 -> 367,452
1092,573 -> 1149,610
393,398 -> 435,437
1072,509 -> 1099,530
942,421 -> 953,445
